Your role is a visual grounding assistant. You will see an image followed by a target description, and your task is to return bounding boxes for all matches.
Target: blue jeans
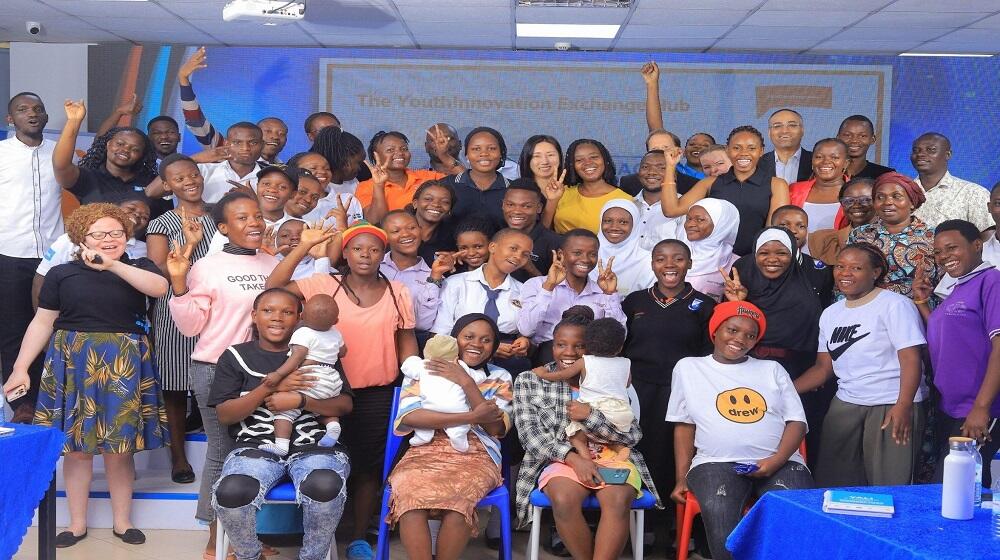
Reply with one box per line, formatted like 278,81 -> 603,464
213,447 -> 350,560
686,460 -> 813,560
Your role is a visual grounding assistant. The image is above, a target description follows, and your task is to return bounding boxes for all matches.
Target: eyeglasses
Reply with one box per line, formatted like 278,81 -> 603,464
85,229 -> 126,240
840,196 -> 872,207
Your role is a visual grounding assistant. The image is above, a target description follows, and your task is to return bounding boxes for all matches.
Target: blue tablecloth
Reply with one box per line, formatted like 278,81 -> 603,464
726,484 -> 1000,560
0,424 -> 64,560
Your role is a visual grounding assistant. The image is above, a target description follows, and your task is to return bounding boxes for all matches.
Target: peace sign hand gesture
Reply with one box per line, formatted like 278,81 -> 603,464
364,153 -> 389,189
911,263 -> 933,303
166,240 -> 194,280
542,251 -> 566,291
543,169 -> 567,202
597,257 -> 618,295
324,194 -> 353,231
431,251 -> 457,280
720,267 -> 748,301
179,208 -> 204,248
427,125 -> 459,167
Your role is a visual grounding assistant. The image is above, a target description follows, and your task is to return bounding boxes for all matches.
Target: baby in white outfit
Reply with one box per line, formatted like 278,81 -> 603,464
533,318 -> 633,458
401,334 -> 486,452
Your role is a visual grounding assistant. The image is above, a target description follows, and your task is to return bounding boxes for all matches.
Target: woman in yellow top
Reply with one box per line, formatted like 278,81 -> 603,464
542,139 -> 631,234
356,130 -> 457,224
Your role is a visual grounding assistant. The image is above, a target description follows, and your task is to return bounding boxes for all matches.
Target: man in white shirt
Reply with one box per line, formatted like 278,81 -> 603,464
911,132 -> 993,231
632,149 -> 682,250
0,92 -> 63,420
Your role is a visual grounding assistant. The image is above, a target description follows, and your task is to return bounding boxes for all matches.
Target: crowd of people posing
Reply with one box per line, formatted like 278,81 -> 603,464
2,54 -> 1000,560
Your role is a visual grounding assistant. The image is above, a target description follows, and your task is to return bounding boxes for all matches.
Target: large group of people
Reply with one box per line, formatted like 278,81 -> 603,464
1,52 -> 999,560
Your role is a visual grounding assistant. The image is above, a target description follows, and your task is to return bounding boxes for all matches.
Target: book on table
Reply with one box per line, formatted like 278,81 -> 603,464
822,490 -> 895,518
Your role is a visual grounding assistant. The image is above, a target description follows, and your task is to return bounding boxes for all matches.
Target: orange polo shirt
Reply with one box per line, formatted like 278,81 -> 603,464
355,169 -> 445,211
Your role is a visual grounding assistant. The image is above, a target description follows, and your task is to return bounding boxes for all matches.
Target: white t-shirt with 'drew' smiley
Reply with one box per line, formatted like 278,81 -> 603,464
666,355 -> 807,470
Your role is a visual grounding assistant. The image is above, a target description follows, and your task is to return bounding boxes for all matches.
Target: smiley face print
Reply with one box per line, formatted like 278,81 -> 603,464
716,387 -> 767,424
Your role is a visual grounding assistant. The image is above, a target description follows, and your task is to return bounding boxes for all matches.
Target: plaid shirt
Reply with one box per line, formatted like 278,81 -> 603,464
512,366 -> 662,527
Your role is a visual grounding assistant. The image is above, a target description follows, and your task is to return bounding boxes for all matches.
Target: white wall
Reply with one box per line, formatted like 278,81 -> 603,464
9,42 -> 88,131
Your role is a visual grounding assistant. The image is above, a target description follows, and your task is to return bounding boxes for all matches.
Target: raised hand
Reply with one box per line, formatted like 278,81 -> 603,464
179,208 -> 204,248
543,169 -> 567,201
364,153 -> 389,188
664,146 -> 683,167
115,93 -> 143,118
427,125 -> 456,163
166,239 -> 194,279
543,251 -> 566,291
301,220 -> 338,250
324,194 -> 353,231
640,61 -> 660,85
64,99 -> 87,122
260,225 -> 278,256
720,267 -> 748,301
178,46 -> 207,85
191,145 -> 231,164
911,263 -> 932,303
226,179 -> 254,196
430,251 -> 457,280
596,256 -> 618,295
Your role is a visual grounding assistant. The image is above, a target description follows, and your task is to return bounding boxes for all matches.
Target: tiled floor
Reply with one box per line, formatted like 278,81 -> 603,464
13,526 -> 703,559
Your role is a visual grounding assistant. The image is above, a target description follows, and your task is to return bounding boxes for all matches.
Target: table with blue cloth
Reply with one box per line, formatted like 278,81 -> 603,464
0,423 -> 65,560
726,484 -> 1000,560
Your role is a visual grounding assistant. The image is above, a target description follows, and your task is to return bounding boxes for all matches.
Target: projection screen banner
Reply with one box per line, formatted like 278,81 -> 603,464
318,58 -> 892,174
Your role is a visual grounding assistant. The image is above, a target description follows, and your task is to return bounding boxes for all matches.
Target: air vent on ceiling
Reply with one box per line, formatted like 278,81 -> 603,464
517,1 -> 632,7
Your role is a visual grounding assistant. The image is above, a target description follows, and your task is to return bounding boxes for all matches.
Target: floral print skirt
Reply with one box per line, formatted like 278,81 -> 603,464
33,330 -> 169,455
386,432 -> 501,534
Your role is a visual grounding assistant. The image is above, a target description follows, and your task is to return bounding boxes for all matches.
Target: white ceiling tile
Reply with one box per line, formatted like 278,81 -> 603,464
723,25 -> 844,40
808,39 -> 926,53
884,0 -> 1000,11
831,26 -> 951,41
407,23 -> 510,37
313,34 -> 413,47
742,10 -> 868,27
762,0 -> 891,9
0,1 -> 66,16
43,0 -> 177,18
299,21 -> 408,35
970,13 -> 1000,28
647,0 -> 767,8
393,0 -> 507,5
621,25 -> 731,39
853,11 -> 992,27
419,36 -> 511,48
397,6 -> 510,22
710,37 -> 820,51
629,9 -> 750,26
515,7 -> 629,25
154,2 -> 225,19
936,28 -> 999,41
613,38 -> 716,51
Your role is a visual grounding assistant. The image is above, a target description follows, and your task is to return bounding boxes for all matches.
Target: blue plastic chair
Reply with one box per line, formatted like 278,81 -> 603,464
216,479 -> 339,559
375,387 -> 512,560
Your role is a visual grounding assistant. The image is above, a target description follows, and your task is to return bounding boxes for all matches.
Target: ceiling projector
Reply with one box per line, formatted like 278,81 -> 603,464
223,0 -> 306,23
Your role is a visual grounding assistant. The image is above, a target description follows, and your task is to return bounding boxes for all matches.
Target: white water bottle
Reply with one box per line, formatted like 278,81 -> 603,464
942,437 -> 976,520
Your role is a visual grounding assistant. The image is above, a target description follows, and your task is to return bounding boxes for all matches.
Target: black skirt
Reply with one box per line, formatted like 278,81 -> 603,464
340,383 -> 397,472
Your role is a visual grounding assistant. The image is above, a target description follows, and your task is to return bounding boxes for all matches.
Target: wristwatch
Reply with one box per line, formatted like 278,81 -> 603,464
426,275 -> 444,287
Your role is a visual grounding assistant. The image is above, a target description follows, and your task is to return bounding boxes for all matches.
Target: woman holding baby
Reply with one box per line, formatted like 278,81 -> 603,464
386,313 -> 514,560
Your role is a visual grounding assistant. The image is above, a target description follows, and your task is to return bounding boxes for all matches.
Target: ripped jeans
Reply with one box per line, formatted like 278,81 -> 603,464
213,447 -> 351,560
686,460 -> 813,560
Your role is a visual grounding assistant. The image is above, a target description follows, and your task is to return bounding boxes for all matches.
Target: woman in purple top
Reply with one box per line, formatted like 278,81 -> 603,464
913,219 -> 1000,486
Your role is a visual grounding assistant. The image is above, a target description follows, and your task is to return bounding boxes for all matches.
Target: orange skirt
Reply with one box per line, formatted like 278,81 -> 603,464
386,431 -> 502,534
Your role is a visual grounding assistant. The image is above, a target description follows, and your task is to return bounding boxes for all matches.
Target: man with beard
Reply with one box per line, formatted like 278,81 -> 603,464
911,132 -> 993,232
0,92 -> 62,421
632,150 -> 682,250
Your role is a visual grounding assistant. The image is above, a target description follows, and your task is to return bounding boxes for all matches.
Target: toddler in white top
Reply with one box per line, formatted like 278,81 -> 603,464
401,335 -> 486,452
260,294 -> 347,456
533,318 -> 633,458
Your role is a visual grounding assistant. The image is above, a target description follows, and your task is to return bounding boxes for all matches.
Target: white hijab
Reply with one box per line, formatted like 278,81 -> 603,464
678,198 -> 740,277
592,199 -> 656,295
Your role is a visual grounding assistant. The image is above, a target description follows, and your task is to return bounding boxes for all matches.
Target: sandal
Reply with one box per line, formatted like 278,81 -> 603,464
172,468 -> 196,484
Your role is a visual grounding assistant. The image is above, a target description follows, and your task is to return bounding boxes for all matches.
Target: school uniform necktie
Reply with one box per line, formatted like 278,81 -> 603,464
481,283 -> 501,323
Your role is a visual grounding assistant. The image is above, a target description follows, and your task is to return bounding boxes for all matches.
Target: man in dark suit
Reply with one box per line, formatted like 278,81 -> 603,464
759,108 -> 812,184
